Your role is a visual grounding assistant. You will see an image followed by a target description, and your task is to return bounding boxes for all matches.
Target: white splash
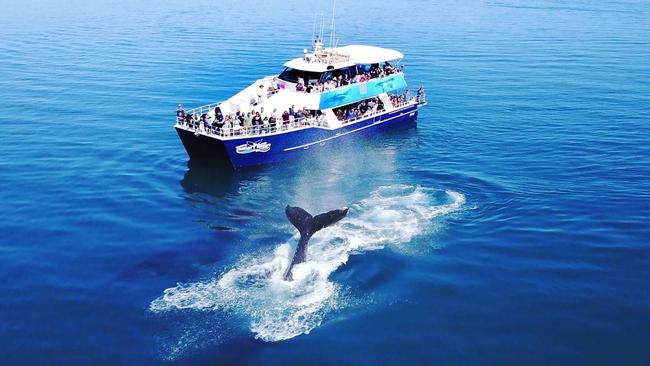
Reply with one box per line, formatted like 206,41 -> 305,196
150,185 -> 465,342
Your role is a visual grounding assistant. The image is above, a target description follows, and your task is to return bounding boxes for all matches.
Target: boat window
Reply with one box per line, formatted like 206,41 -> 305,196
338,66 -> 358,79
279,68 -> 323,84
321,66 -> 359,83
302,71 -> 322,85
321,71 -> 334,83
279,68 -> 301,83
359,64 -> 375,75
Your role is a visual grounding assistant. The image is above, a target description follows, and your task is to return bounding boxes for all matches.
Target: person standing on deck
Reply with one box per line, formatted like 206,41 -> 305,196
252,112 -> 263,134
288,105 -> 296,125
176,105 -> 185,123
244,111 -> 253,134
417,85 -> 425,103
282,110 -> 290,130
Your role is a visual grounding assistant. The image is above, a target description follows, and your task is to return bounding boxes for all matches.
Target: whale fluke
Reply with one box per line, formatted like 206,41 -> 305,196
284,205 -> 349,281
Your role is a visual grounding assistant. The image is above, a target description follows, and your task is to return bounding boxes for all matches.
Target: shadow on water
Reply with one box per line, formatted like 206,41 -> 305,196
116,237 -> 235,282
116,163 -> 262,284
116,160 -> 264,282
180,159 -> 263,198
116,162 -> 268,284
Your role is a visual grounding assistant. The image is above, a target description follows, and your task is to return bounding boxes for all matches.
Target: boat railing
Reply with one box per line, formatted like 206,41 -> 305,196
178,115 -> 328,139
337,98 -> 416,125
180,101 -> 223,121
178,88 -> 282,123
416,92 -> 426,105
391,97 -> 418,109
340,106 -> 386,125
337,94 -> 419,125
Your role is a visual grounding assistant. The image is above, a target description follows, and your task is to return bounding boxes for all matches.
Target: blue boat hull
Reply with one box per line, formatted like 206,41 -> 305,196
176,104 -> 419,169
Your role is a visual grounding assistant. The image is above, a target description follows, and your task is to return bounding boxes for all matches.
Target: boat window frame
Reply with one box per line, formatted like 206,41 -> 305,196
279,67 -> 323,85
320,71 -> 334,83
320,66 -> 359,83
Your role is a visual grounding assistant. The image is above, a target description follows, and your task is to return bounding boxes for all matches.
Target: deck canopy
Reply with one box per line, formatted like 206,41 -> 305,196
283,58 -> 354,72
283,44 -> 403,73
335,45 -> 404,64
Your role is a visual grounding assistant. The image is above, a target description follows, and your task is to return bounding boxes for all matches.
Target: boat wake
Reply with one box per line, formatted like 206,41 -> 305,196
149,185 -> 465,344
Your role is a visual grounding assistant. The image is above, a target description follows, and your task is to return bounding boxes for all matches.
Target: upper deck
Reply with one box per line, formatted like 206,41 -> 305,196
283,45 -> 404,73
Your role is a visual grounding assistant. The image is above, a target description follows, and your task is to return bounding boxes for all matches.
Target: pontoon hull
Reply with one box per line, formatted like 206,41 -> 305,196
176,104 -> 419,169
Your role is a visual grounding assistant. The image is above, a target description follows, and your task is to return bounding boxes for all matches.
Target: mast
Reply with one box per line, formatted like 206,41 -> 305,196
329,0 -> 336,51
319,15 -> 325,52
311,13 -> 316,50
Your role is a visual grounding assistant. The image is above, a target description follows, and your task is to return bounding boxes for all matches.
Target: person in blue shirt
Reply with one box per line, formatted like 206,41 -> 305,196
288,105 -> 296,125
176,104 -> 185,122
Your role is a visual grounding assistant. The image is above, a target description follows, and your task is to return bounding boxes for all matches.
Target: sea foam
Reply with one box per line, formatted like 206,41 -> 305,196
150,185 -> 465,342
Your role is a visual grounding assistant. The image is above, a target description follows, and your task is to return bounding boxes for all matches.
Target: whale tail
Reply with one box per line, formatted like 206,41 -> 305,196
284,205 -> 348,280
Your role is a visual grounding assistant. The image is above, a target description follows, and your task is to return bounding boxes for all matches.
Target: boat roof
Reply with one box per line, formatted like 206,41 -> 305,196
337,45 -> 404,64
284,45 -> 404,73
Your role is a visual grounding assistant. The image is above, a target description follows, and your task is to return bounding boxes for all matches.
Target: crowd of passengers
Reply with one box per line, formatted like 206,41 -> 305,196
267,62 -> 403,95
334,97 -> 384,122
176,86 -> 425,134
176,84 -> 426,135
176,104 -> 324,136
332,90 -> 420,122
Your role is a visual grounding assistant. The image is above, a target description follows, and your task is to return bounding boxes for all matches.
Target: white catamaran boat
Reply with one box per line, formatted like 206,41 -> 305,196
175,37 -> 426,169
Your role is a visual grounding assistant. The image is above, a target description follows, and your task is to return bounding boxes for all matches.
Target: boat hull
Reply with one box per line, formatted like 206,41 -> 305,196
176,104 -> 419,169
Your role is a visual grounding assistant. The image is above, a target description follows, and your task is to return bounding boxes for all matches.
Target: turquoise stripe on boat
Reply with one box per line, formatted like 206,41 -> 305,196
319,73 -> 408,109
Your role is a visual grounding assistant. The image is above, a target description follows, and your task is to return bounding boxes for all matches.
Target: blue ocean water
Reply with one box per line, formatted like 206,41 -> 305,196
1,0 -> 650,364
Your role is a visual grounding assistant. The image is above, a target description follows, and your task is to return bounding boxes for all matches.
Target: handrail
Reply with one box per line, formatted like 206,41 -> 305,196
183,101 -> 224,119
177,96 -> 419,139
391,98 -> 418,110
175,81 -> 423,140
338,97 -> 416,125
416,92 -> 426,105
340,107 -> 384,125
176,115 -> 328,139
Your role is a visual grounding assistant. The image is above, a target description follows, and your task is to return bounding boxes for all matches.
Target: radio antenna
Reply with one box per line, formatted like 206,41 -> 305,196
319,15 -> 325,46
329,0 -> 337,51
311,13 -> 316,48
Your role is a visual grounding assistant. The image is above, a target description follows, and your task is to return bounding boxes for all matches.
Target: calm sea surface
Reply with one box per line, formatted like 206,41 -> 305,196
1,0 -> 649,365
